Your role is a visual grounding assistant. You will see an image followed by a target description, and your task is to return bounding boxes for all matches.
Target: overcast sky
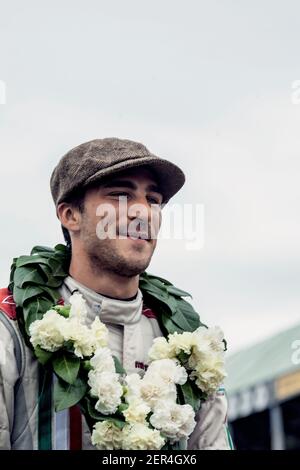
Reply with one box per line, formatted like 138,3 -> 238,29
0,0 -> 299,354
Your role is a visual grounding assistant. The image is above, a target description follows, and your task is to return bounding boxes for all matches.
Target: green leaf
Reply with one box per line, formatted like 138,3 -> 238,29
117,403 -> 129,414
54,376 -> 87,412
54,244 -> 69,253
165,295 -> 178,314
142,272 -> 173,286
113,356 -> 126,375
179,381 -> 201,412
41,286 -> 61,303
13,284 -> 45,306
171,299 -> 203,332
86,399 -> 126,429
140,274 -> 168,292
169,309 -> 198,332
30,246 -> 55,256
145,277 -> 169,292
16,255 -> 49,268
141,272 -> 192,298
107,417 -> 126,430
38,264 -> 63,288
34,345 -> 53,365
140,286 -> 171,309
9,259 -> 17,292
23,297 -> 53,333
14,266 -> 46,288
177,351 -> 190,365
53,353 -> 80,384
86,398 -> 105,420
52,304 -> 70,318
82,360 -> 92,372
160,312 -> 182,334
166,285 -> 192,298
47,257 -> 69,278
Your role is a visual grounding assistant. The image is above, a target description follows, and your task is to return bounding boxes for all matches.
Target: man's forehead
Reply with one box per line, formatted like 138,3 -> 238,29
101,166 -> 160,187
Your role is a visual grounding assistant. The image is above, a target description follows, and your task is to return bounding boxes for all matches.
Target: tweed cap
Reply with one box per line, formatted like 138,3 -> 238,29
50,137 -> 185,205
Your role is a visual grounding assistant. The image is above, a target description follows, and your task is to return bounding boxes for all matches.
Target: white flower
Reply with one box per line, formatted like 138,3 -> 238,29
90,347 -> 116,373
146,359 -> 187,386
124,370 -> 177,410
190,351 -> 227,395
148,337 -> 174,361
29,310 -> 67,352
193,326 -> 225,356
185,326 -> 227,395
88,371 -> 123,415
139,374 -> 177,409
168,331 -> 196,356
66,320 -> 95,358
124,373 -> 143,403
68,292 -> 88,322
122,423 -> 165,450
91,421 -> 123,450
90,317 -> 109,348
123,398 -> 151,424
64,316 -> 108,359
150,402 -> 196,443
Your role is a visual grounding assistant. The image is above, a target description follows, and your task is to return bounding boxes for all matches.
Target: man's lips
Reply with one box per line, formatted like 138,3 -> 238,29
118,232 -> 151,242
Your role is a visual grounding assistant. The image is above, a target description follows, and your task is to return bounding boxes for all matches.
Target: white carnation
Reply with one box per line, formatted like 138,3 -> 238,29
90,347 -> 116,373
68,292 -> 88,322
124,370 -> 177,410
150,402 -> 196,443
29,310 -> 67,352
123,398 -> 151,424
148,337 -> 174,361
90,317 -> 109,348
88,371 -> 123,415
146,359 -> 187,386
66,319 -> 95,358
190,351 -> 227,395
139,374 -> 177,409
124,373 -> 142,403
122,423 -> 165,450
91,421 -> 123,450
193,326 -> 225,356
168,331 -> 196,356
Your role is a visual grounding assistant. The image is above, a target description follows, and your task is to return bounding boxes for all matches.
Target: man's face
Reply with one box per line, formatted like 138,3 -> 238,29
77,167 -> 163,277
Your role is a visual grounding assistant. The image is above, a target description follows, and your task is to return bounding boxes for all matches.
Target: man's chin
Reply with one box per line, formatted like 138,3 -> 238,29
114,264 -> 149,277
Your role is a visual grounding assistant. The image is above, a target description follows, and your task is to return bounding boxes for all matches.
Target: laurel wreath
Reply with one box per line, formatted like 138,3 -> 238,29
9,244 -> 218,447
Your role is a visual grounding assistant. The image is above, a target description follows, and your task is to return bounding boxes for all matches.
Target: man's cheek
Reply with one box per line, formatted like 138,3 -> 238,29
95,204 -> 118,240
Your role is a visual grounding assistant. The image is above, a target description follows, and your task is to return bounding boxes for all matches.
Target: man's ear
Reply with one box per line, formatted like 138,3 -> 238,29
56,203 -> 81,234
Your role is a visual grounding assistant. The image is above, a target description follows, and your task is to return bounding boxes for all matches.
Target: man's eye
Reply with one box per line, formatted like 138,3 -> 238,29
147,195 -> 162,205
109,192 -> 130,197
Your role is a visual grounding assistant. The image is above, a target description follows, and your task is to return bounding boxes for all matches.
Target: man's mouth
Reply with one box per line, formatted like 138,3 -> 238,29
124,232 -> 151,242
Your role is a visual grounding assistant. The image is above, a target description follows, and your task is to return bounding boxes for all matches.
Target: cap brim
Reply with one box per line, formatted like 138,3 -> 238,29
84,155 -> 185,203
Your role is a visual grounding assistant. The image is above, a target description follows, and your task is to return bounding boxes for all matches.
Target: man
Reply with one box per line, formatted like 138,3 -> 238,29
0,137 -> 234,450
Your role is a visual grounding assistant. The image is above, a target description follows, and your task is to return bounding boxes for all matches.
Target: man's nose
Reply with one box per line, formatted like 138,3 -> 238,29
127,197 -> 161,238
127,195 -> 152,217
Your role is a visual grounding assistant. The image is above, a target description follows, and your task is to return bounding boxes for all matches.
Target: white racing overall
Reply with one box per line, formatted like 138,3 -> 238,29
0,277 -> 234,450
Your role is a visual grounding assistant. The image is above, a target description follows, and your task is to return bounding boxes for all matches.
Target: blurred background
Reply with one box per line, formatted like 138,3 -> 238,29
0,0 -> 299,449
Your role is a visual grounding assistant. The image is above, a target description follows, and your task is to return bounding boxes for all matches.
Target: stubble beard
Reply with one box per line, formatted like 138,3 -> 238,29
82,230 -> 154,278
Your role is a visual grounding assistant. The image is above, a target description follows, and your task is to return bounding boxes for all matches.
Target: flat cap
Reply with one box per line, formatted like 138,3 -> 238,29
50,137 -> 185,205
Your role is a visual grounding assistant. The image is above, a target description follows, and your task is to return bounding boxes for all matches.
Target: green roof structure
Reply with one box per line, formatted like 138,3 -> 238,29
225,322 -> 300,395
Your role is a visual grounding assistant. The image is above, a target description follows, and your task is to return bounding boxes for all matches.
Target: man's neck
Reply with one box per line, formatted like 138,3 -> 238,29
68,254 -> 139,300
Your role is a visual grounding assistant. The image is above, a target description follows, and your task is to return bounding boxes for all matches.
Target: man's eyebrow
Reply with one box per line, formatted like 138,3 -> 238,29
101,179 -> 162,194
